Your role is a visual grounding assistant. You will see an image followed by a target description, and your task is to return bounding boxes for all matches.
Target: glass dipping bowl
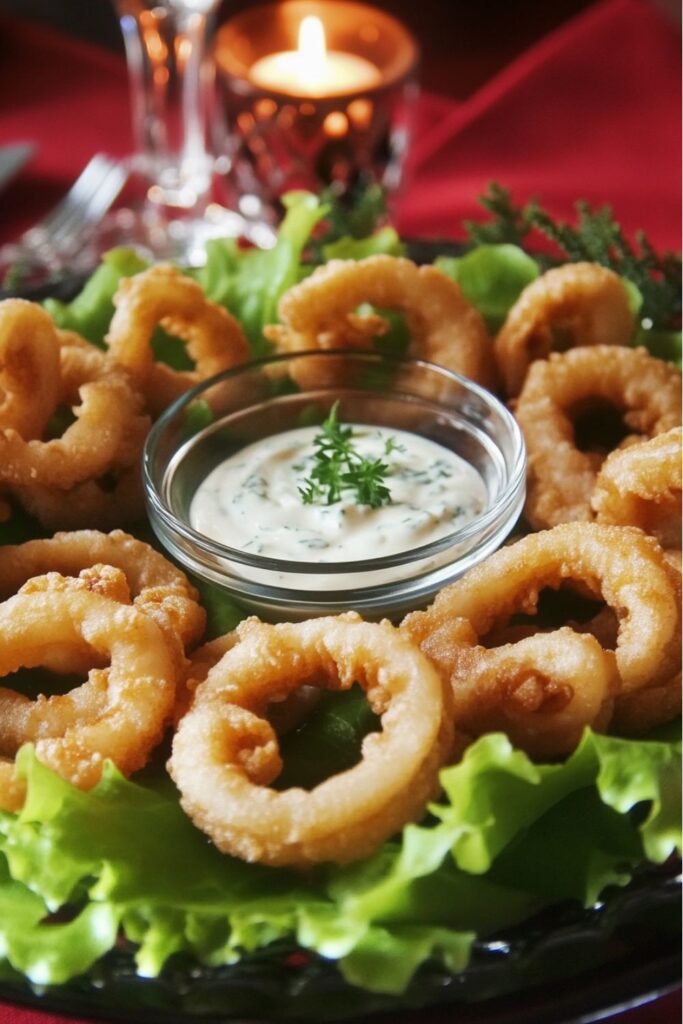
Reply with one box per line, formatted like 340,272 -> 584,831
143,351 -> 526,620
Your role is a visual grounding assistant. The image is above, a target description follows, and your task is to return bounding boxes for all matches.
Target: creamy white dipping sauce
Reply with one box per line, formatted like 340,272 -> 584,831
189,424 -> 487,564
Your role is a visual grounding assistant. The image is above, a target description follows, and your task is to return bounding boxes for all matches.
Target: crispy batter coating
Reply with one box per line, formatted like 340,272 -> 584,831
0,337 -> 148,491
176,631 -> 323,731
515,346 -> 681,530
0,758 -> 27,812
169,613 -> 453,867
592,427 -> 682,550
0,305 -> 149,529
6,328 -> 151,530
0,571 -> 175,810
265,255 -> 494,386
610,551 -> 682,735
15,464 -> 147,531
0,529 -> 205,658
105,264 -> 250,416
402,524 -> 682,750
0,299 -> 61,438
494,262 -> 634,396
173,632 -> 239,723
611,673 -> 682,736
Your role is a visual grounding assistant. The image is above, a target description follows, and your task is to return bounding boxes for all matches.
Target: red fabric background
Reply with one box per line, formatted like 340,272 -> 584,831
0,0 -> 680,249
395,0 -> 682,250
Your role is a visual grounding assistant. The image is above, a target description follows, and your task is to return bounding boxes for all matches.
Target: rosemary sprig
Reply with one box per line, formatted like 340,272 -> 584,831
465,183 -> 682,329
463,182 -> 537,246
304,183 -> 389,264
298,403 -> 393,509
317,183 -> 387,243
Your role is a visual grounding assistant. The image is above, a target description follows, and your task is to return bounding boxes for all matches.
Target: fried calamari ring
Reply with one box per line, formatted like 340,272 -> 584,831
174,633 -> 238,722
402,524 -> 680,724
0,758 -> 26,812
0,299 -> 61,438
105,264 -> 250,416
0,571 -> 175,803
9,338 -> 151,531
16,463 -> 146,531
610,552 -> 682,735
611,673 -> 682,736
0,335 -> 149,490
176,631 -> 321,729
419,621 -> 617,756
169,613 -> 453,867
264,255 -> 494,386
494,262 -> 635,396
591,427 -> 682,550
0,529 -> 205,656
515,346 -> 681,530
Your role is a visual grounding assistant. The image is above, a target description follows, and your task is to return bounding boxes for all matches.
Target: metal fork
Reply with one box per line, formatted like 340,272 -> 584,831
0,153 -> 127,287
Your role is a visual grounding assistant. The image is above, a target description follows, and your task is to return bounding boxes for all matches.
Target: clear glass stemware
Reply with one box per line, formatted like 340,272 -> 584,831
106,0 -> 275,263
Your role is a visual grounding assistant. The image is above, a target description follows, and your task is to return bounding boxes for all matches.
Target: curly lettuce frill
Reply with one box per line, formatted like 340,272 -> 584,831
0,725 -> 679,996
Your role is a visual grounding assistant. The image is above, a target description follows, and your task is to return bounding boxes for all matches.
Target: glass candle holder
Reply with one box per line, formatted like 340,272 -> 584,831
212,0 -> 420,224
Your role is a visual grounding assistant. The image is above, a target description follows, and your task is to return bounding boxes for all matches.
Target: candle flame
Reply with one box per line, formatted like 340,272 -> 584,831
248,12 -> 381,97
297,16 -> 327,81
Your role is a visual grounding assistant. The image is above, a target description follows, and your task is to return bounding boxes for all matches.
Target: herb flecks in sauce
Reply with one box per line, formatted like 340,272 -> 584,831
189,423 -> 487,565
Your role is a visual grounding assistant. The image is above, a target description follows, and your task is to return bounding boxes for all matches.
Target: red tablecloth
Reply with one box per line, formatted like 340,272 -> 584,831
0,17 -> 131,241
0,1 -> 680,1021
0,0 -> 680,250
396,0 -> 681,250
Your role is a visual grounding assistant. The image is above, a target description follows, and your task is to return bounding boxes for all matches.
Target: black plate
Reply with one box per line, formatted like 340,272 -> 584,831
0,865 -> 679,1023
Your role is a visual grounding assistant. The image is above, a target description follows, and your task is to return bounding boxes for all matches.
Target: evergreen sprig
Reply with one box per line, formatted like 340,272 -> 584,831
465,183 -> 681,329
318,182 -> 388,242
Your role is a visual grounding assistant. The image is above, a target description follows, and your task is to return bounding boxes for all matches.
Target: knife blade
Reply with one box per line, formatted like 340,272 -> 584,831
0,142 -> 36,192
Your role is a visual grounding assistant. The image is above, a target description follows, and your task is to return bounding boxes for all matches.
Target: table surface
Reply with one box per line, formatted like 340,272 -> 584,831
0,2 -> 680,1022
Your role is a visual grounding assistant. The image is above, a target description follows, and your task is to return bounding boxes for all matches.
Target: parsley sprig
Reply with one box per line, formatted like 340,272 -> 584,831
298,403 -> 393,509
465,183 -> 681,329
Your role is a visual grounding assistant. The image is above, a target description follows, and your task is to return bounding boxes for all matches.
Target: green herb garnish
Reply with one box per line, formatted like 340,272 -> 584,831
465,183 -> 682,329
316,182 -> 388,243
298,403 -> 393,509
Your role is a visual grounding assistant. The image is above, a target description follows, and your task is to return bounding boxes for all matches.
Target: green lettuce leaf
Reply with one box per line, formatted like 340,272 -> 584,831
592,730 -> 682,862
0,859 -> 119,986
191,576 -> 245,639
435,244 -> 540,330
634,327 -> 682,367
42,192 -> 329,359
321,227 -> 405,262
616,278 -> 682,364
0,727 -> 678,995
276,686 -> 380,791
192,191 -> 328,354
44,247 -> 149,345
337,924 -> 473,994
435,244 -> 644,346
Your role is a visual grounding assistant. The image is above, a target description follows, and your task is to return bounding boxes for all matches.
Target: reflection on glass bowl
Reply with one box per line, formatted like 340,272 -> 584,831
143,350 -> 526,620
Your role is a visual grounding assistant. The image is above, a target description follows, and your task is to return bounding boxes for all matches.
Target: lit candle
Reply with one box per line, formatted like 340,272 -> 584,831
249,16 -> 381,97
